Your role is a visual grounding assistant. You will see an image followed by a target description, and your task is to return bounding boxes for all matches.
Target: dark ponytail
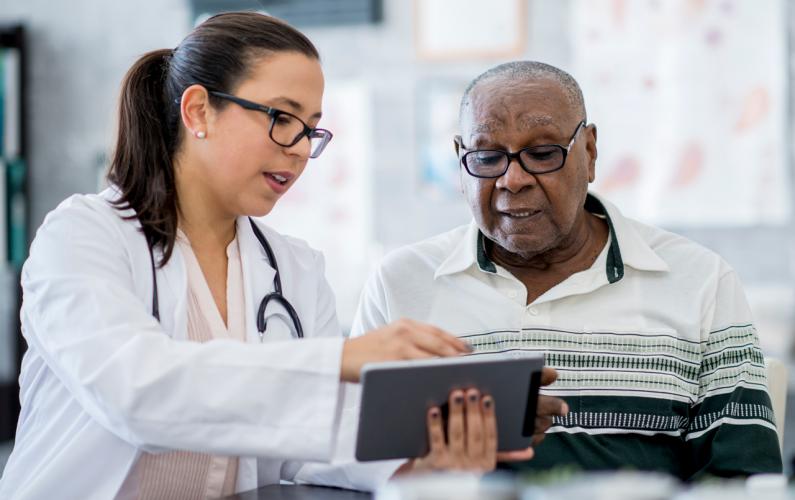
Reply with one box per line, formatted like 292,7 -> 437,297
108,49 -> 178,262
107,12 -> 320,265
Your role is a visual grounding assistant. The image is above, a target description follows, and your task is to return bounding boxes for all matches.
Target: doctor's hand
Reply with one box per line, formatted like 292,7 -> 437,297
340,319 -> 471,383
531,367 -> 569,448
392,388 -> 534,476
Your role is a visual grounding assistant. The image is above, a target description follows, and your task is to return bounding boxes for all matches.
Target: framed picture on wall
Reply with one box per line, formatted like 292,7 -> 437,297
416,79 -> 469,199
571,0 -> 789,226
414,0 -> 527,61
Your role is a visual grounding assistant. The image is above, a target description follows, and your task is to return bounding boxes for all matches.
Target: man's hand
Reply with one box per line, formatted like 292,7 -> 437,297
530,367 -> 568,447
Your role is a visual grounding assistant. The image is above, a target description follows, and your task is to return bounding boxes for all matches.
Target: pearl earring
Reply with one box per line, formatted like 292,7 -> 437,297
195,131 -> 206,139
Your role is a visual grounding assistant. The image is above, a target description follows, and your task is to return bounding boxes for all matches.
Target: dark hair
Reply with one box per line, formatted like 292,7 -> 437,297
107,12 -> 319,265
459,61 -> 586,124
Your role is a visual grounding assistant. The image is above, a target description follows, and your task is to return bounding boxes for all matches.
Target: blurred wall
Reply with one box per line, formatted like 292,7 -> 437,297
300,0 -> 573,250
0,0 -> 190,230
0,0 -> 792,356
0,0 -> 573,249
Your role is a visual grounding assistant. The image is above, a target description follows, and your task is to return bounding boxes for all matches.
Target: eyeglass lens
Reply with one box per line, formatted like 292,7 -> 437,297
465,145 -> 565,176
269,113 -> 329,158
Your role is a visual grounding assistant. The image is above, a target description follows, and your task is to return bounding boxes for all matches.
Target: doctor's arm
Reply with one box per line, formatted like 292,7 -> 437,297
22,202 -> 355,461
24,199 -> 468,463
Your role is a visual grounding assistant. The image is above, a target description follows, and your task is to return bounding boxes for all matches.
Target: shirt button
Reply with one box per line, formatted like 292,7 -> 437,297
528,307 -> 539,316
508,291 -> 517,298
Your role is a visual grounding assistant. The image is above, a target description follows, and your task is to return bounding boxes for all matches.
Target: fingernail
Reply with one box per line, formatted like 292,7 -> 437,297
561,402 -> 570,415
463,343 -> 474,352
454,394 -> 464,405
483,398 -> 492,409
468,392 -> 478,403
430,408 -> 440,419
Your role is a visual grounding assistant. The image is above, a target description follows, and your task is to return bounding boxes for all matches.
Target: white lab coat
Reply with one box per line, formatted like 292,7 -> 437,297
0,188 -> 375,499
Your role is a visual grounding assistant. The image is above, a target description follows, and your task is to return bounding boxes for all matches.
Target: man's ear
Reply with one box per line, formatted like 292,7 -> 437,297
585,123 -> 598,183
454,136 -> 465,194
180,84 -> 212,139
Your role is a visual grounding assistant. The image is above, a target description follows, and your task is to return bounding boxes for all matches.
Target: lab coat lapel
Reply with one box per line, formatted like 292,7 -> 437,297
101,187 -> 189,341
155,242 -> 188,341
237,217 -> 277,344
236,218 -> 281,491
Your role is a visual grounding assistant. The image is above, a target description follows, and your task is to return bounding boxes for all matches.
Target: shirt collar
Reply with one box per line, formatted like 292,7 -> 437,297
434,221 -> 483,279
434,192 -> 669,281
588,192 -> 669,274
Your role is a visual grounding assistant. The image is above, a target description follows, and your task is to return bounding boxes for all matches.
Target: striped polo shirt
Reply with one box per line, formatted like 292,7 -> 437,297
350,192 -> 782,479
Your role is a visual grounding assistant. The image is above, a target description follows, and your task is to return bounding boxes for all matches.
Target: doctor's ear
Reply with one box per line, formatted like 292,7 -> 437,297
180,84 -> 212,140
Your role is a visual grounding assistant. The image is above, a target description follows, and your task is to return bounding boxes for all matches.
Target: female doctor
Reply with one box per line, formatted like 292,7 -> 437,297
0,11 -> 534,500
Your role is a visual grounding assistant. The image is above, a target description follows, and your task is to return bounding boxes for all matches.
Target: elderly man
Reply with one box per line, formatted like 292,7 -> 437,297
350,61 -> 782,479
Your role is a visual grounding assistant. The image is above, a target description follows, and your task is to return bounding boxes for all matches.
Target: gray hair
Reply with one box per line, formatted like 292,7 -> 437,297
459,61 -> 586,124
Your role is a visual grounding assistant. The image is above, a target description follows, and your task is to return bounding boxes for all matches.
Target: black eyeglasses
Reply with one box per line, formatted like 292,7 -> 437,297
456,121 -> 586,178
209,91 -> 333,159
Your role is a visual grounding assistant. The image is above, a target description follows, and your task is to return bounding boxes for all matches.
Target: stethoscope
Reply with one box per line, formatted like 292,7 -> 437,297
146,217 -> 304,340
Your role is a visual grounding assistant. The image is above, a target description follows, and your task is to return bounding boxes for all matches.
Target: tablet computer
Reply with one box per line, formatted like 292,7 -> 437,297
355,353 -> 544,461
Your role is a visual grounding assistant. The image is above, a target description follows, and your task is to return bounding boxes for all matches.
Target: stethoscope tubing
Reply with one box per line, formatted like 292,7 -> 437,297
146,217 -> 304,339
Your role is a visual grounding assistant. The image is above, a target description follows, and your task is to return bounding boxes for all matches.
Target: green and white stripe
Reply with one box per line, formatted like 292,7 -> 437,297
462,324 -> 775,437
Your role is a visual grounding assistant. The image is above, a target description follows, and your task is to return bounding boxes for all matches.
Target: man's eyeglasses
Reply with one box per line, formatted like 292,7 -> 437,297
209,91 -> 333,159
456,121 -> 586,178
